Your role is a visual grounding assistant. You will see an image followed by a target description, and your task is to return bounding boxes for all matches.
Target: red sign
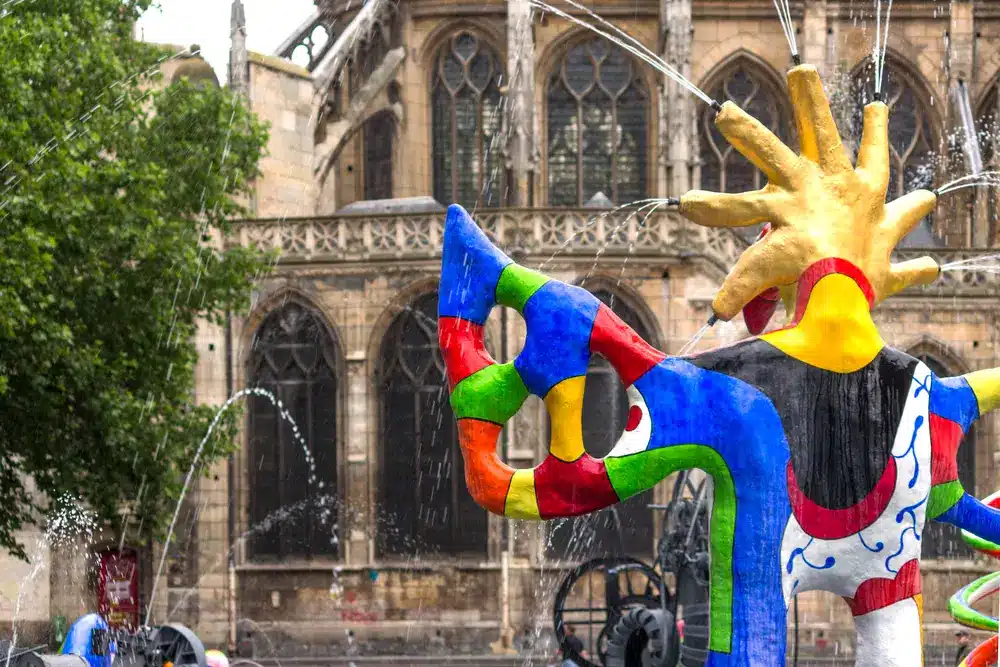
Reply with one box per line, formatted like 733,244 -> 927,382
97,550 -> 139,629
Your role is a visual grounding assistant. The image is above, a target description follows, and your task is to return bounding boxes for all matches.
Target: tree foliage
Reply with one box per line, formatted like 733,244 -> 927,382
0,0 -> 270,557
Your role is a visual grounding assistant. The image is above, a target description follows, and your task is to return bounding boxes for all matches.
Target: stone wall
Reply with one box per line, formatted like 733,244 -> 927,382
248,53 -> 317,218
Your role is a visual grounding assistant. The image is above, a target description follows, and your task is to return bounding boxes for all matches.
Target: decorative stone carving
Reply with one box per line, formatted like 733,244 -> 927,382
232,212 -> 998,298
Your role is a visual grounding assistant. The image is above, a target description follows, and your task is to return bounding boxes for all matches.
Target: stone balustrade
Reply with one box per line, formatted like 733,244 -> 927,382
231,209 -> 1000,297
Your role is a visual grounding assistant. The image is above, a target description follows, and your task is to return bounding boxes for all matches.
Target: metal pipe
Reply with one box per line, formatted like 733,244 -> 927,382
500,550 -> 511,647
226,313 -> 237,653
498,304 -> 513,648
793,595 -> 799,666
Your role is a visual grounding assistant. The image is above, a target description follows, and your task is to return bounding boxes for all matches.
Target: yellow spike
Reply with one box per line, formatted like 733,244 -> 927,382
714,102 -> 802,188
856,102 -> 890,190
786,65 -> 852,174
965,367 -> 1000,416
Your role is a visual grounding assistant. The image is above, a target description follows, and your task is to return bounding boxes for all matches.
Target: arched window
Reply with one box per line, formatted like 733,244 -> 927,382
548,290 -> 657,560
377,293 -> 489,557
547,38 -> 649,206
247,302 -> 340,561
431,32 -> 504,209
700,59 -> 790,193
849,61 -> 937,198
918,355 -> 976,559
364,111 -> 394,200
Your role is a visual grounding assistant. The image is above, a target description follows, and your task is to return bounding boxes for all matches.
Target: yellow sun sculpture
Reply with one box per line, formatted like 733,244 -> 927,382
680,64 -> 939,322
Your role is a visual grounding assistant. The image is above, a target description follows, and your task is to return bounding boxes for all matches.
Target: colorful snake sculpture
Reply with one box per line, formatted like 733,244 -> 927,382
436,64 -> 1000,665
949,491 -> 1000,666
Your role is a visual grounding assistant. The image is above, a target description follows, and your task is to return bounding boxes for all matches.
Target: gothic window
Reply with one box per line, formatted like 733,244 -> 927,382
547,38 -> 648,206
364,111 -> 394,200
378,293 -> 489,557
548,290 -> 656,560
247,302 -> 340,562
849,62 -> 937,199
700,60 -> 789,193
918,355 -> 976,560
432,32 -> 504,209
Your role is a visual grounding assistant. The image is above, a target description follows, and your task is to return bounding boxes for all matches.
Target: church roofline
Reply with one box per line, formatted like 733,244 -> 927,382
249,51 -> 312,79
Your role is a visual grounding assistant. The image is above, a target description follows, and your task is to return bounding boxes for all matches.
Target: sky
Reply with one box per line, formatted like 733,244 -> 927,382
136,0 -> 317,83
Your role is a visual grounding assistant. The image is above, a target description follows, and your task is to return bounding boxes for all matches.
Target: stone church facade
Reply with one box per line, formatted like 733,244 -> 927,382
7,0 -> 1000,660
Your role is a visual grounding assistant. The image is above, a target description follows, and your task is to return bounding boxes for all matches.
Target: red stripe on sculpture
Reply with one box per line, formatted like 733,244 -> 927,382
845,559 -> 921,616
930,413 -> 962,485
439,316 -> 494,390
792,258 -> 876,325
534,453 -> 620,518
589,304 -> 666,387
786,458 -> 897,540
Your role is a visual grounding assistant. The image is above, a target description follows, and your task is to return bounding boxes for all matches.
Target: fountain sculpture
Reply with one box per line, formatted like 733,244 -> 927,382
437,63 -> 1000,665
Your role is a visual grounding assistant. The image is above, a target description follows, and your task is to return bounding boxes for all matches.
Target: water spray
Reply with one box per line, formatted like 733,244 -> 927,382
771,0 -> 799,63
934,172 -> 1000,197
872,0 -> 894,101
528,0 -> 719,108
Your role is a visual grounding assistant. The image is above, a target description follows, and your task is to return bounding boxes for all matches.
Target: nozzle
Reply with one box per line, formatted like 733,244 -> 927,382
792,53 -> 802,66
710,100 -> 723,113
707,314 -> 719,326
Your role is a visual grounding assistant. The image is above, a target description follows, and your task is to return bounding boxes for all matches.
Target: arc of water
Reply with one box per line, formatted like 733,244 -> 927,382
537,198 -> 676,271
771,0 -> 799,60
872,0 -> 894,97
545,0 -> 678,78
165,493 -> 339,620
145,387 -> 329,626
527,0 -> 715,106
936,172 -> 1000,197
580,200 -> 672,283
952,80 -> 984,176
4,497 -> 96,667
941,253 -> 1000,270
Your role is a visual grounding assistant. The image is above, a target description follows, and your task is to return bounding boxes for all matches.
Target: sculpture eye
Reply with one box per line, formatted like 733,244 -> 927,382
625,405 -> 642,431
608,384 -> 653,457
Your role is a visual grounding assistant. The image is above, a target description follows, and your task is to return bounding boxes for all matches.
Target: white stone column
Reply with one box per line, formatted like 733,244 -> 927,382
949,1 -> 983,246
344,356 -> 370,566
505,0 -> 537,206
192,319 -> 231,646
661,0 -> 694,196
801,0 -> 828,75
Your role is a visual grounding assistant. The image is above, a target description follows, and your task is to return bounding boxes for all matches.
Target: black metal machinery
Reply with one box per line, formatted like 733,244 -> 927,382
10,624 -> 205,667
552,470 -> 713,667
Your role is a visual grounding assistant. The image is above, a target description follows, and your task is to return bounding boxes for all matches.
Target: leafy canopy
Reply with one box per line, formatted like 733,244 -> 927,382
0,0 -> 270,557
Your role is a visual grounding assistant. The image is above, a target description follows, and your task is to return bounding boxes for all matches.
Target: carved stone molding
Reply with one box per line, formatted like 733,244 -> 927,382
232,210 -> 1000,298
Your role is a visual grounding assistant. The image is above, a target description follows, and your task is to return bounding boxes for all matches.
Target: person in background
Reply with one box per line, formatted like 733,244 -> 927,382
558,624 -> 586,667
429,629 -> 445,654
955,630 -> 971,666
514,627 -> 534,654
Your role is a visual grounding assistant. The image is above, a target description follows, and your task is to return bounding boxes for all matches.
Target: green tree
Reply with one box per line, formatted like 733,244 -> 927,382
0,0 -> 270,558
